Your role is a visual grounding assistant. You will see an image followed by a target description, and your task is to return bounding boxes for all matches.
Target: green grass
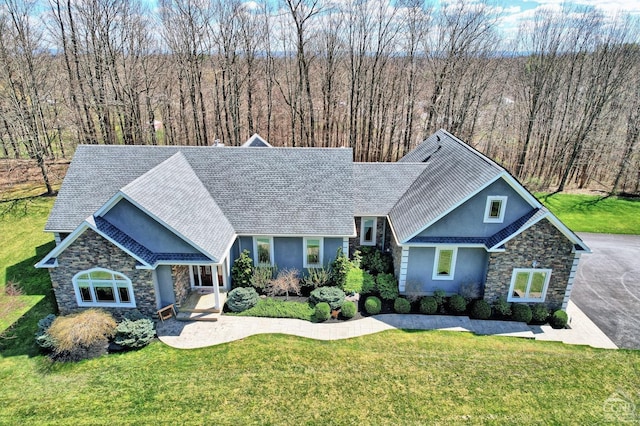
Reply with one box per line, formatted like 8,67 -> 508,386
1,332 -> 640,424
0,194 -> 56,356
536,193 -> 640,234
227,298 -> 315,321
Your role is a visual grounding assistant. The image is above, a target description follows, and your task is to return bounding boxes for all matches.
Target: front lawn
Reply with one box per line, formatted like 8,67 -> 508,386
537,193 -> 640,234
1,331 -> 639,423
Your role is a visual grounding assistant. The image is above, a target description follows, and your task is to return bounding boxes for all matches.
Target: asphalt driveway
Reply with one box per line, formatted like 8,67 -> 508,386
571,233 -> 640,349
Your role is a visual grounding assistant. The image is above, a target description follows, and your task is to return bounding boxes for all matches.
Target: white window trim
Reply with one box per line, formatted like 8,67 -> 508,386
507,268 -> 552,303
360,217 -> 377,246
253,236 -> 274,266
303,237 -> 324,268
72,267 -> 136,308
432,247 -> 458,280
484,196 -> 508,223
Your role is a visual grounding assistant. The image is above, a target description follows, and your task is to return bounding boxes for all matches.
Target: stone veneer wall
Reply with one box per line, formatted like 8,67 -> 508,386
49,228 -> 157,319
484,218 -> 574,310
172,265 -> 191,307
390,238 -> 403,279
349,217 -> 392,255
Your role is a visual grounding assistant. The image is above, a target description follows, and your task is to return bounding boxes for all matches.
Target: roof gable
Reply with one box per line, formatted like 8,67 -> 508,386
390,129 -> 504,243
242,134 -> 272,147
116,152 -> 235,262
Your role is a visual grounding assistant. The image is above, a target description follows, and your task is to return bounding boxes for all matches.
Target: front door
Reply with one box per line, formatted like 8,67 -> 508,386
192,265 -> 214,287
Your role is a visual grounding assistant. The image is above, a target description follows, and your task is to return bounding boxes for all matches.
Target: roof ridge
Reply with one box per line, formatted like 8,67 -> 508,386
437,129 -> 505,172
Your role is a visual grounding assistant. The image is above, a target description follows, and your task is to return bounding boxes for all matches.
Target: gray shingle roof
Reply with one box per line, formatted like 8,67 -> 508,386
242,134 -> 272,147
46,145 -> 354,238
390,129 -> 504,243
353,163 -> 427,216
92,216 -> 212,265
120,152 -> 234,262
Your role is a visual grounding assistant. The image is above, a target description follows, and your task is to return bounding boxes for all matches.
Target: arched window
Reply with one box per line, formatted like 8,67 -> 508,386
73,268 -> 135,308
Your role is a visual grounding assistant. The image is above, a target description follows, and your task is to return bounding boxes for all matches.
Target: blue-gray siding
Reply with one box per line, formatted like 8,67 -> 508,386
103,199 -> 201,254
418,178 -> 532,239
229,236 -> 342,277
405,247 -> 488,294
155,265 -> 176,307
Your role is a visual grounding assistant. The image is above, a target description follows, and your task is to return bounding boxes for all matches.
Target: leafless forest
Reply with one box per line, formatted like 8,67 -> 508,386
0,0 -> 638,195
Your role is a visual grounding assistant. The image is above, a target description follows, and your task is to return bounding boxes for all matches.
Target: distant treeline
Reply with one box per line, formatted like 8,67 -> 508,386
0,0 -> 638,195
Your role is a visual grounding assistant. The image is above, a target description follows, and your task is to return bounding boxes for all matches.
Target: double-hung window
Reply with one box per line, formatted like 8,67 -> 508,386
253,237 -> 274,266
73,268 -> 135,308
507,268 -> 552,303
304,237 -> 323,268
432,247 -> 457,280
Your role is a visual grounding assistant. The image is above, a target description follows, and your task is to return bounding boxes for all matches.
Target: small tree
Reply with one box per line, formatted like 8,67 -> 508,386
329,248 -> 351,289
265,268 -> 301,300
231,249 -> 254,288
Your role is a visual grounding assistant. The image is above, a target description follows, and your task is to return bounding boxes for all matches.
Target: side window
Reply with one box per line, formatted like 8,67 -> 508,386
432,247 -> 457,280
304,237 -> 323,268
360,217 -> 377,246
484,196 -> 508,223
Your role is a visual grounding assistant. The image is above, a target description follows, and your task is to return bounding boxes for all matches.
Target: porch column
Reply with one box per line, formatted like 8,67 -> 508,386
213,265 -> 221,310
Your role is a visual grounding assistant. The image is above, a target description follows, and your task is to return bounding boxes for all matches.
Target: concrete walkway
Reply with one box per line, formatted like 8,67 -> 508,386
156,300 -> 617,350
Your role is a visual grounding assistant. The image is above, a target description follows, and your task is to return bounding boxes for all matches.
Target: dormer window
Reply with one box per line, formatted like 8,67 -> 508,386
484,196 -> 507,223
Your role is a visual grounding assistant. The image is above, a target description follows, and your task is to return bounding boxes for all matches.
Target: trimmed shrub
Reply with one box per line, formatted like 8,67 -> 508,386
550,310 -> 569,329
231,249 -> 254,288
531,304 -> 550,323
448,294 -> 467,314
329,248 -> 351,289
376,273 -> 399,300
114,317 -> 155,349
419,297 -> 438,315
394,297 -> 411,314
492,297 -> 512,317
314,302 -> 331,322
35,314 -> 56,350
364,296 -> 382,315
360,247 -> 393,275
469,300 -> 491,320
300,267 -> 330,289
309,286 -> 345,310
340,300 -> 357,319
227,287 -> 259,312
47,309 -> 116,362
511,303 -> 533,323
433,289 -> 446,309
459,282 -> 482,301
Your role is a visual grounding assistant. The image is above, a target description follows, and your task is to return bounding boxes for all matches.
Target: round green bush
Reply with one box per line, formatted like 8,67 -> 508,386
394,297 -> 411,314
340,300 -> 357,319
309,286 -> 346,310
364,296 -> 382,315
531,304 -> 550,323
511,303 -> 533,323
419,297 -> 438,315
314,302 -> 331,322
227,287 -> 259,312
448,294 -> 467,314
432,289 -> 446,309
469,300 -> 491,320
492,297 -> 511,317
550,310 -> 569,329
114,317 -> 155,349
